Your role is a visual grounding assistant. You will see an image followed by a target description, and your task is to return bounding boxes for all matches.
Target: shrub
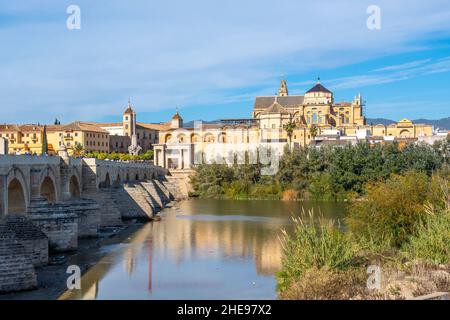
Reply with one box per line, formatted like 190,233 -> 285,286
277,212 -> 360,293
281,189 -> 299,201
347,171 -> 433,248
250,182 -> 281,199
307,172 -> 336,201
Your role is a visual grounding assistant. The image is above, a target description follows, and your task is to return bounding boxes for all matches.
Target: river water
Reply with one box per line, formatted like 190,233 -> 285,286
60,199 -> 346,300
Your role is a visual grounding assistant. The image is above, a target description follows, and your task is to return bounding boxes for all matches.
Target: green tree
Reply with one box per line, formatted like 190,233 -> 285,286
73,142 -> 84,157
283,121 -> 296,152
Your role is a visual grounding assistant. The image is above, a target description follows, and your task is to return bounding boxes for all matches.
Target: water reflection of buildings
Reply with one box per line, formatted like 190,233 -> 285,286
60,204 -> 285,300
150,207 -> 284,275
123,248 -> 136,276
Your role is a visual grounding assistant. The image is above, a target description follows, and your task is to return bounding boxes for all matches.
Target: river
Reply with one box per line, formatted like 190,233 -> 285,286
60,199 -> 347,300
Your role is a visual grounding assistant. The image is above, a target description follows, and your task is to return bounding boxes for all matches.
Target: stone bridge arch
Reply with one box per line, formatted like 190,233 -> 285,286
99,172 -> 111,189
69,175 -> 81,199
112,173 -> 122,188
38,166 -> 59,203
6,167 -> 29,214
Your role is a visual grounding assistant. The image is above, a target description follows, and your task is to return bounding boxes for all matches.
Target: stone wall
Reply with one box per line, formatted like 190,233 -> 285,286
2,214 -> 48,266
0,224 -> 37,293
28,199 -> 78,252
83,189 -> 123,227
165,170 -> 193,199
67,199 -> 101,238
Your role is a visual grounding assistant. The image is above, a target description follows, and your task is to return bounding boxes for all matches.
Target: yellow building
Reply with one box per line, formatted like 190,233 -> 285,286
46,122 -> 110,155
370,119 -> 433,138
0,124 -> 45,155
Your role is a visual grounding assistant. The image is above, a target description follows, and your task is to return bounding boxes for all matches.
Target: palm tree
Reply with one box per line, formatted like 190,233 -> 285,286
73,142 -> 84,157
283,120 -> 296,152
309,125 -> 318,140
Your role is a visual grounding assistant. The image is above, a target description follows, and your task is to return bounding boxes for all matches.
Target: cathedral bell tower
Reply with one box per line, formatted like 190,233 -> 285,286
123,100 -> 136,137
278,79 -> 288,97
170,111 -> 183,129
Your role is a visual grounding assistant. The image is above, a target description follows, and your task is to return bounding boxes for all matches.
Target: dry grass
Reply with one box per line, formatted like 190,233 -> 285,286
279,267 -> 368,300
281,189 -> 300,201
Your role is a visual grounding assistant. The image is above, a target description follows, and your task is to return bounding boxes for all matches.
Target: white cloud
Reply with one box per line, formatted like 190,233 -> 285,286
1,0 -> 450,123
372,59 -> 432,72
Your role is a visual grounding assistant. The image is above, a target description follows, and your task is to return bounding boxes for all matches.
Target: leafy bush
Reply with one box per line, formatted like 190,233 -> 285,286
347,171 -> 437,248
307,172 -> 337,201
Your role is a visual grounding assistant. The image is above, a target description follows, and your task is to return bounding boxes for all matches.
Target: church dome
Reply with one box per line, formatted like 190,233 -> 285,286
306,78 -> 332,94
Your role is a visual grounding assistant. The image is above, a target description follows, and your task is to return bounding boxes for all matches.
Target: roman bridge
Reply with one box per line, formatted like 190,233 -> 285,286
0,155 -> 167,218
0,155 -> 185,294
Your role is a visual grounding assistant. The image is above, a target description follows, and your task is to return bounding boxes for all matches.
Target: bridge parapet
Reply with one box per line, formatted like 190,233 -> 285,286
82,158 -> 167,190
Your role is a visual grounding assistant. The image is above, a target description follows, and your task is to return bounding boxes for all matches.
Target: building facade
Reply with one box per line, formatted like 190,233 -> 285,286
95,102 -> 161,153
154,79 -> 434,170
0,124 -> 45,155
46,122 -> 110,154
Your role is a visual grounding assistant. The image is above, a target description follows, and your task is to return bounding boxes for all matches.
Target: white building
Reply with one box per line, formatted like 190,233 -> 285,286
0,138 -> 8,155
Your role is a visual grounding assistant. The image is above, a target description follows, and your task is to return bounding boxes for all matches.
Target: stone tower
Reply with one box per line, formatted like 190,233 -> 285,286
123,101 -> 136,137
170,111 -> 183,129
278,79 -> 288,97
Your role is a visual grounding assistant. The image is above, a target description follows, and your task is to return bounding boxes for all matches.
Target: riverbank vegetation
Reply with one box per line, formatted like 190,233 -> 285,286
277,168 -> 450,299
189,138 -> 450,299
83,150 -> 154,161
190,139 -> 449,200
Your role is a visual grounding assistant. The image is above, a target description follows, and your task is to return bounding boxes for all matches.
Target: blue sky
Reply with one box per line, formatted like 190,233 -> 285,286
1,0 -> 450,124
